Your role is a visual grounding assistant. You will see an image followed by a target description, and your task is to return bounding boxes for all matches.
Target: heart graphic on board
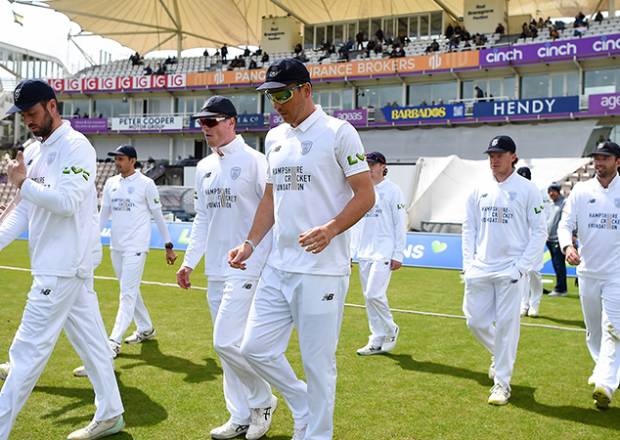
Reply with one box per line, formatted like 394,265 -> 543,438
431,240 -> 448,253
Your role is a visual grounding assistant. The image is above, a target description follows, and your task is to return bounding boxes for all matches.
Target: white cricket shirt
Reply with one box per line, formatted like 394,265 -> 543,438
265,106 -> 369,276
0,121 -> 99,278
182,135 -> 270,281
100,171 -> 171,253
462,170 -> 547,279
558,175 -> 620,279
354,178 -> 407,262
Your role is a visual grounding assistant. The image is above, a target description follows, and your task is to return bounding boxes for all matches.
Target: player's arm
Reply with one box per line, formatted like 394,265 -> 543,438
461,190 -> 478,273
177,169 -> 210,288
10,145 -> 95,217
558,186 -> 580,265
0,200 -> 29,252
390,187 -> 407,270
146,180 -> 176,265
515,187 -> 548,273
298,122 -> 375,254
228,183 -> 275,270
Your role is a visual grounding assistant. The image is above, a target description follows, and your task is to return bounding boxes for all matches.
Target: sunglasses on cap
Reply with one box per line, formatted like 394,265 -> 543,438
265,83 -> 307,105
197,116 -> 230,128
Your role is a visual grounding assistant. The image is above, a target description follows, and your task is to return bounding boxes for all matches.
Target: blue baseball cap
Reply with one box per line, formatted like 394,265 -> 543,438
108,145 -> 137,159
256,58 -> 311,91
590,141 -> 620,157
193,96 -> 237,118
6,79 -> 56,115
484,135 -> 516,154
366,151 -> 387,164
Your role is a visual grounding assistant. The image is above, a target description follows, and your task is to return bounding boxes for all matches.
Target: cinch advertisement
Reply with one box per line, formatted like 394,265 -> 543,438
473,96 -> 580,117
382,104 -> 466,122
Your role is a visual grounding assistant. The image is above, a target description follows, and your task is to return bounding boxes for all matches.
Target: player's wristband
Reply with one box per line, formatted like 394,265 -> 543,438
165,242 -> 174,250
243,239 -> 256,252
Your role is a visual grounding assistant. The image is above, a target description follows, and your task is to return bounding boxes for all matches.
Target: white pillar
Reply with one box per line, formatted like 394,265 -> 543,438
609,0 -> 616,17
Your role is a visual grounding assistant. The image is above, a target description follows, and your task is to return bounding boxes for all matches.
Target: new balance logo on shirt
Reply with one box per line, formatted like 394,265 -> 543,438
322,293 -> 335,301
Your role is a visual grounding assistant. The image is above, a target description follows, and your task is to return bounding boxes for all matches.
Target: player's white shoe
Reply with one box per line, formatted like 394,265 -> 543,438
209,420 -> 249,439
488,383 -> 510,405
488,357 -> 496,380
124,328 -> 157,344
588,374 -> 596,386
548,290 -> 567,297
0,362 -> 10,380
66,415 -> 125,439
246,395 -> 278,440
356,343 -> 385,356
527,308 -> 539,318
108,339 -> 121,358
520,307 -> 528,317
291,424 -> 308,440
593,385 -> 612,409
73,366 -> 88,378
382,325 -> 400,353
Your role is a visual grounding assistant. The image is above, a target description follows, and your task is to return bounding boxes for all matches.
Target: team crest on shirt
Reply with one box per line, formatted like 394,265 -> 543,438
204,172 -> 212,179
273,145 -> 282,152
230,167 -> 241,180
615,198 -> 620,208
589,198 -> 596,204
508,191 -> 517,201
128,187 -> 135,194
46,152 -> 57,165
301,141 -> 313,155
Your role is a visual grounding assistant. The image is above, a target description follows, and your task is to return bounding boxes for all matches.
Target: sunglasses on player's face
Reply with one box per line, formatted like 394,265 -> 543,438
198,116 -> 228,128
265,83 -> 307,104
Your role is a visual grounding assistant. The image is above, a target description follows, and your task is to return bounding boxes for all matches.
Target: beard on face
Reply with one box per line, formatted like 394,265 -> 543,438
31,107 -> 54,138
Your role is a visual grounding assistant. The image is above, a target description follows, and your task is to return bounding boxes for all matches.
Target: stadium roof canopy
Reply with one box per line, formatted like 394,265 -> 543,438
33,0 -> 608,53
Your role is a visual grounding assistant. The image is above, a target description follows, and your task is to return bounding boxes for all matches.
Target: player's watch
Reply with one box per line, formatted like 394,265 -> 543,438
165,242 -> 174,250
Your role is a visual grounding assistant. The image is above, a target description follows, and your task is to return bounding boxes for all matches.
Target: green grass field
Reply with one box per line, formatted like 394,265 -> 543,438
0,240 -> 617,440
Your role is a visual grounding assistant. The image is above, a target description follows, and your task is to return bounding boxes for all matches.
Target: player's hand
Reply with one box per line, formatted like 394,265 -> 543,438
7,151 -> 27,189
228,242 -> 253,270
390,259 -> 402,271
298,224 -> 337,254
176,266 -> 193,289
565,245 -> 581,266
165,249 -> 177,265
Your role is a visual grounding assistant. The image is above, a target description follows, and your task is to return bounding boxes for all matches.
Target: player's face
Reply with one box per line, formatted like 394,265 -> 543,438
270,83 -> 311,124
201,117 -> 235,148
593,154 -> 620,179
22,101 -> 54,138
547,189 -> 560,201
487,151 -> 515,176
114,155 -> 135,174
368,162 -> 385,183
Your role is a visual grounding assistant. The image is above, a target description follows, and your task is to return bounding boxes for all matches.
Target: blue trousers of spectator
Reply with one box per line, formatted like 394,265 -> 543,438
547,240 -> 567,292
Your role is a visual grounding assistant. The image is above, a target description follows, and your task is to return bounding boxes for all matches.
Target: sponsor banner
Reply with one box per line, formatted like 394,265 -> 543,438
117,76 -> 134,90
49,74 -> 188,93
111,115 -> 183,131
48,78 -> 64,93
589,92 -> 620,114
82,77 -> 99,92
99,76 -> 116,91
333,109 -> 368,126
167,73 -> 186,88
150,74 -> 168,89
269,112 -> 284,127
65,78 -> 81,92
132,75 -> 151,90
480,33 -> 620,67
70,118 -> 108,133
473,96 -> 579,117
382,104 -> 466,122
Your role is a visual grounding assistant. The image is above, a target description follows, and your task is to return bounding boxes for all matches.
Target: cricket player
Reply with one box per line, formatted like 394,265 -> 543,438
176,96 -> 276,439
558,141 -> 620,408
228,58 -> 375,440
0,79 -> 124,439
462,135 -> 547,405
353,151 -> 406,356
516,166 -> 545,318
99,144 -> 176,357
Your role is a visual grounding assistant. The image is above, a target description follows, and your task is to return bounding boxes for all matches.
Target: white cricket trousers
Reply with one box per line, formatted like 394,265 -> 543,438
0,275 -> 123,440
520,271 -> 543,314
240,265 -> 348,440
579,276 -> 620,390
109,250 -> 152,344
463,275 -> 524,389
358,259 -> 397,346
207,278 -> 272,425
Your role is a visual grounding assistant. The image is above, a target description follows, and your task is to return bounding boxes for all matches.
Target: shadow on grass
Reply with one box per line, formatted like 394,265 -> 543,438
35,372 -> 166,430
119,339 -> 222,383
387,353 -> 620,430
532,315 -> 586,329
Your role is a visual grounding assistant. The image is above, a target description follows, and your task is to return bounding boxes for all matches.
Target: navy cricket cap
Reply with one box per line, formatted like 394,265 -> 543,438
108,145 -> 137,159
516,166 -> 531,180
6,79 -> 56,115
366,151 -> 387,164
192,96 -> 237,118
484,135 -> 516,154
548,182 -> 562,192
256,58 -> 311,91
590,141 -> 620,157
